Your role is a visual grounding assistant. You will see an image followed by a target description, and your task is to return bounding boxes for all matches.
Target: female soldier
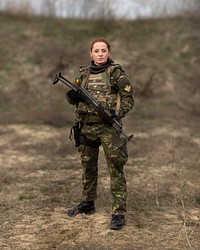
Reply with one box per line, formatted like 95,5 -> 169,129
66,38 -> 134,230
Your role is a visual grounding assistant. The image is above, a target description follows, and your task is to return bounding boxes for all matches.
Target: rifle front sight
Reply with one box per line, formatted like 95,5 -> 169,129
53,73 -> 61,85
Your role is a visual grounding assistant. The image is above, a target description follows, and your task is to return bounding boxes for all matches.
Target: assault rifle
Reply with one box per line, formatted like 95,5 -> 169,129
53,72 -> 133,142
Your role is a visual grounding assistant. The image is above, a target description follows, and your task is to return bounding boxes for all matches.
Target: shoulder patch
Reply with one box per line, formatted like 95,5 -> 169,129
124,84 -> 132,92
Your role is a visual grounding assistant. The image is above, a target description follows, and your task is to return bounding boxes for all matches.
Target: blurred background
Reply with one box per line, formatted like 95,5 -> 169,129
0,0 -> 199,126
0,0 -> 200,19
0,1 -> 200,249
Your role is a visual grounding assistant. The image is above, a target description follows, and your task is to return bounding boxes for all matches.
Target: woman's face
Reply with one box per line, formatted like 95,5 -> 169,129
90,42 -> 110,65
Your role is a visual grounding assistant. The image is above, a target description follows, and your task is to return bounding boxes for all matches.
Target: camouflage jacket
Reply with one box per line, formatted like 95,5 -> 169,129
67,63 -> 134,123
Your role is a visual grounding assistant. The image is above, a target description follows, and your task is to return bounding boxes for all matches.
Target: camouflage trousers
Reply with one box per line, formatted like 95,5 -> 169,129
80,123 -> 128,215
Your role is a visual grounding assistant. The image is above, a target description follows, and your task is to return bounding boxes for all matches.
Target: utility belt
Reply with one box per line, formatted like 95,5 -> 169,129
69,120 -> 101,148
84,122 -> 102,126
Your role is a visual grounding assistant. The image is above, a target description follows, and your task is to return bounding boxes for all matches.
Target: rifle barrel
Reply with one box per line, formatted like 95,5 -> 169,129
53,72 -> 133,142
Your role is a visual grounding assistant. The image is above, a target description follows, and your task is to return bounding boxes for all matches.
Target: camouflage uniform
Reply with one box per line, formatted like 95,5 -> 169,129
67,61 -> 134,215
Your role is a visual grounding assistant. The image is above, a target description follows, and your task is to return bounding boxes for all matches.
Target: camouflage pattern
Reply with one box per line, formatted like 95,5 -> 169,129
76,71 -> 112,123
67,63 -> 134,215
75,63 -> 134,122
81,124 -> 128,215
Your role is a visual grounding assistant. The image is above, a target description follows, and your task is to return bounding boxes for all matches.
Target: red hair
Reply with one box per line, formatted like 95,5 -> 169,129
90,38 -> 111,52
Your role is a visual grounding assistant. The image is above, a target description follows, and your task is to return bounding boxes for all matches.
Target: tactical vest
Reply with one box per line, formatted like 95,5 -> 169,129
76,64 -> 122,122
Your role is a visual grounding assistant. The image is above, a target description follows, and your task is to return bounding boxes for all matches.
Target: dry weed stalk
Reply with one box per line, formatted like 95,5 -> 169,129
0,175 -> 8,183
180,197 -> 192,248
173,166 -> 197,249
155,181 -> 159,206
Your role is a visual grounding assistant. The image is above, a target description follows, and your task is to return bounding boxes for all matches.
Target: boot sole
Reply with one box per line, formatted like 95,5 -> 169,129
67,208 -> 95,217
84,209 -> 95,215
110,224 -> 125,230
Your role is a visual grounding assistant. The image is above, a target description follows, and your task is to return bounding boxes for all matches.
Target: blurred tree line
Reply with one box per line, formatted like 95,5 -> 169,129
0,0 -> 199,19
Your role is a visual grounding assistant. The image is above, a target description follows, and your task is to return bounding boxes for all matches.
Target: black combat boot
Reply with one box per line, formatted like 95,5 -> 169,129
109,214 -> 125,230
67,201 -> 95,217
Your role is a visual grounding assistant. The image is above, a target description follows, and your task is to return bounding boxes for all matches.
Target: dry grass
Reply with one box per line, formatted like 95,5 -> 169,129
0,13 -> 200,250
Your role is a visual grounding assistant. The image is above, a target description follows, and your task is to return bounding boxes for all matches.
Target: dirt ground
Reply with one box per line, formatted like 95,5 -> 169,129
0,13 -> 200,250
0,104 -> 199,250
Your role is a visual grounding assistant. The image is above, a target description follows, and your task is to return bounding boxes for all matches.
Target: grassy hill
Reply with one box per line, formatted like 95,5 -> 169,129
0,13 -> 200,250
0,13 -> 199,126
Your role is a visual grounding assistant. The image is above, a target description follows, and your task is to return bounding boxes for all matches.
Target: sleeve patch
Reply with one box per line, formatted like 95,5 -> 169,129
124,84 -> 132,92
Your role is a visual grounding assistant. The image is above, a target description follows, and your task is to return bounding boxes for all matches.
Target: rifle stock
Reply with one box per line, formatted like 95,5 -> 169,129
53,72 -> 133,142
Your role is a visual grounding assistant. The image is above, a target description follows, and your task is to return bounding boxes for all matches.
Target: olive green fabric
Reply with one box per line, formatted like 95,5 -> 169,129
80,124 -> 128,215
66,62 -> 134,215
75,63 -> 134,121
